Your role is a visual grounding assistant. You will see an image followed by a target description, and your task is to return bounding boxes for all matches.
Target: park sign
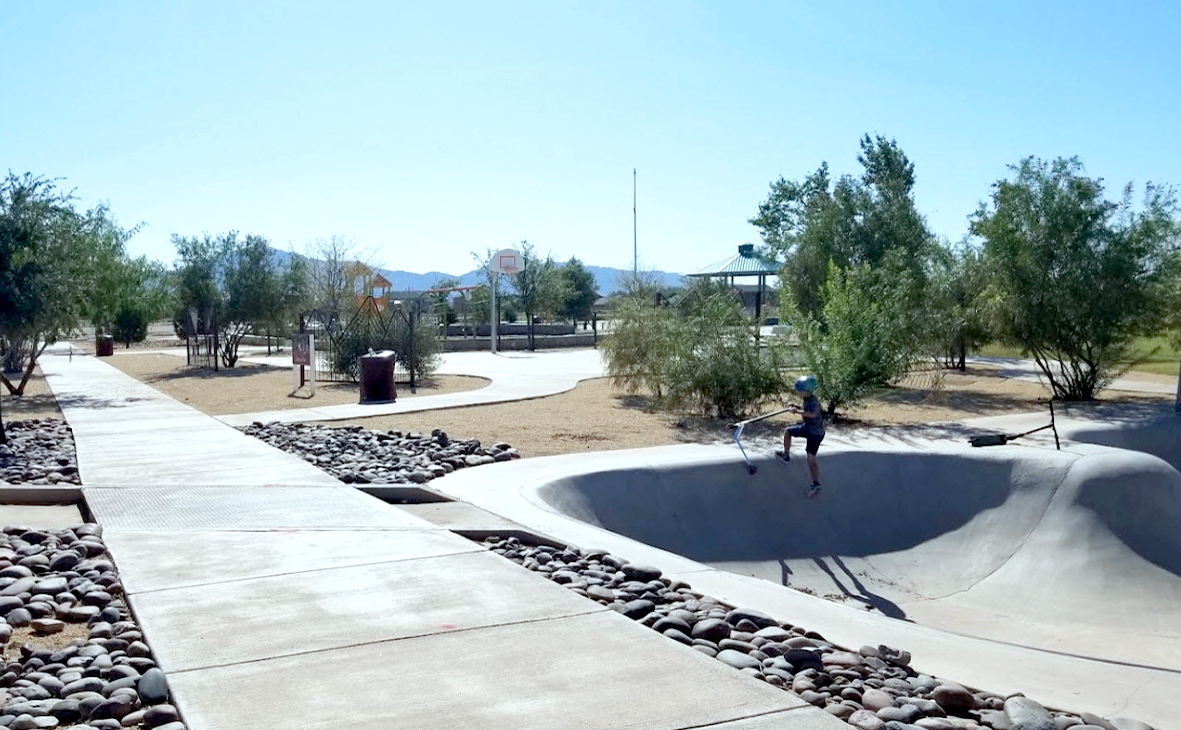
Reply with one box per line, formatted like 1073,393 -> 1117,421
292,334 -> 313,366
291,333 -> 316,395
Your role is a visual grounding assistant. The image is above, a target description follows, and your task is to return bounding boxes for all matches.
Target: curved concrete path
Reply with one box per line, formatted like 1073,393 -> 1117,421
218,348 -> 607,426
32,345 -> 845,730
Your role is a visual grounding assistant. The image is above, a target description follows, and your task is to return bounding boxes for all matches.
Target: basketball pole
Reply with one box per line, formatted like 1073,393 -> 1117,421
490,271 -> 498,354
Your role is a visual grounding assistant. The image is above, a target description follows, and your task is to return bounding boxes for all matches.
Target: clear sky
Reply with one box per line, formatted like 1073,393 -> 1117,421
4,1 -> 1179,276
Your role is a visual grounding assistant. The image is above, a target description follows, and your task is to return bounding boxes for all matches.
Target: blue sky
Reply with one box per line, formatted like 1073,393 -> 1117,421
4,1 -> 1179,276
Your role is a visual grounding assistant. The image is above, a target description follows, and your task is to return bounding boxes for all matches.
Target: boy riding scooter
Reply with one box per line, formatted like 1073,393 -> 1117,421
776,375 -> 824,498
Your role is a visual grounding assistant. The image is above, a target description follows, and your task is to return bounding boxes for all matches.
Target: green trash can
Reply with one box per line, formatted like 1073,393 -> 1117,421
96,335 -> 114,357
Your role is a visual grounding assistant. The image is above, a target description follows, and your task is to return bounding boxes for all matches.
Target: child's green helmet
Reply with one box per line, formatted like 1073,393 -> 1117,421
794,375 -> 817,393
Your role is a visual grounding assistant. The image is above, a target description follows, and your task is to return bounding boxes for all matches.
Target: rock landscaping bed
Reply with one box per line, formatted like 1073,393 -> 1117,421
0,525 -> 184,730
0,421 -> 79,486
483,536 -> 1155,730
239,422 -> 519,484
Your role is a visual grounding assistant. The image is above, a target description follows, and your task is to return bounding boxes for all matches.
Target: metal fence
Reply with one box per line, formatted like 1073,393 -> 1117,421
300,298 -> 413,383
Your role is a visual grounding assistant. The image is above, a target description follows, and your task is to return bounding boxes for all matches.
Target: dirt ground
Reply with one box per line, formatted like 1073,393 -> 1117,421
0,367 -> 63,421
4,346 -> 1173,458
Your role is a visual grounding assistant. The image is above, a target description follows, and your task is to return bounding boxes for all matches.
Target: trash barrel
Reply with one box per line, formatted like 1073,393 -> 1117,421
359,350 -> 397,404
96,335 -> 114,357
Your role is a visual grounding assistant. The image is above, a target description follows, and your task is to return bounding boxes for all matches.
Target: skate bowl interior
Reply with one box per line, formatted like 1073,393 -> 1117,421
534,436 -> 1181,672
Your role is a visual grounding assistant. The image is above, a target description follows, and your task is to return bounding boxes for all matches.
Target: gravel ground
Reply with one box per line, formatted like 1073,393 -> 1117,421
485,536 -> 1156,730
240,421 -> 519,484
0,421 -> 79,486
0,525 -> 185,730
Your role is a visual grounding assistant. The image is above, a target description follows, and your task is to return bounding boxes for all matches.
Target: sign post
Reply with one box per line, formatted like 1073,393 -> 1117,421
292,333 -> 315,395
488,248 -> 521,354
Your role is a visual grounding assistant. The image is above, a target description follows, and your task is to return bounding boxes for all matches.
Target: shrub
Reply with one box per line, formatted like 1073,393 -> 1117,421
112,306 -> 149,348
603,287 -> 785,417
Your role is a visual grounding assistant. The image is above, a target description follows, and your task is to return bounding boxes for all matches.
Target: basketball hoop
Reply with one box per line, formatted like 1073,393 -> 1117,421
490,248 -> 521,275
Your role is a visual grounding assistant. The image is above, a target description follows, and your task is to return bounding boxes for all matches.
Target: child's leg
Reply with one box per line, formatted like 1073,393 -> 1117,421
782,429 -> 792,454
806,453 -> 820,484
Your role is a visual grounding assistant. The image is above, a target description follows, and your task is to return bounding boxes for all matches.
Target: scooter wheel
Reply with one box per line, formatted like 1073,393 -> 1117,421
748,465 -> 758,475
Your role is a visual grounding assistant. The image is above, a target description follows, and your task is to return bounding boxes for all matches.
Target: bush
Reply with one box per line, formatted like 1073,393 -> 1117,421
112,306 -> 149,348
603,288 -> 785,417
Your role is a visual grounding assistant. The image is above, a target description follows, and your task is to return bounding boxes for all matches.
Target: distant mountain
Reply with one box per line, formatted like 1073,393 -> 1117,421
274,247 -> 684,295
375,265 -> 684,295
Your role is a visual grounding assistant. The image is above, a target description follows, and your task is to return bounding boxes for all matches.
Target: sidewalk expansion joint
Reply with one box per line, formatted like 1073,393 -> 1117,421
126,548 -> 488,596
166,607 -> 608,675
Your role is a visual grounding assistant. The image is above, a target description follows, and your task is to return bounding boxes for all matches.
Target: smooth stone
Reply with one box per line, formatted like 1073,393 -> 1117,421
30,620 -> 64,635
651,616 -> 692,634
1004,697 -> 1056,730
49,700 -> 80,723
724,607 -> 778,628
1079,716 -> 1118,730
6,608 -> 31,627
715,649 -> 761,670
620,564 -> 662,582
690,618 -> 731,643
753,626 -> 792,641
932,683 -> 976,714
61,678 -> 105,696
879,705 -> 921,724
862,688 -> 896,712
849,710 -> 889,730
136,669 -> 168,705
662,628 -> 693,645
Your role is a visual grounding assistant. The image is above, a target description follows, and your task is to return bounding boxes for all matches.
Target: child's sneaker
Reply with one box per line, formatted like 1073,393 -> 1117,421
805,482 -> 822,498
775,449 -> 790,463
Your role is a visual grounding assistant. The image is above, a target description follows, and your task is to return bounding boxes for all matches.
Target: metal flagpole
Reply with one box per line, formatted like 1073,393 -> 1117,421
633,168 -> 637,277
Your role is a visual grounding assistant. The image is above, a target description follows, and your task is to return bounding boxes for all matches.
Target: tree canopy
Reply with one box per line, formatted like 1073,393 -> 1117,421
0,173 -> 144,394
971,156 -> 1180,399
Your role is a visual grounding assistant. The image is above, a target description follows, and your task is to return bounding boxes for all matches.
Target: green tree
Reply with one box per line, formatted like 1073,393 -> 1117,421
221,234 -> 285,367
112,305 -> 149,348
0,173 -> 136,394
510,242 -> 567,350
971,156 -> 1180,400
172,232 -> 298,367
925,242 -> 992,370
559,257 -> 598,326
786,263 -> 918,416
750,135 -> 936,317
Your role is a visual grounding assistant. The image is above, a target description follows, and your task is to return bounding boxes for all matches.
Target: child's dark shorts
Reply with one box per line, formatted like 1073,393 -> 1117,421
787,424 -> 824,455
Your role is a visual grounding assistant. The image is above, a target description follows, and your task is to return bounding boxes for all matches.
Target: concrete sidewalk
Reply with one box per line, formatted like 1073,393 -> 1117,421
35,345 -> 845,730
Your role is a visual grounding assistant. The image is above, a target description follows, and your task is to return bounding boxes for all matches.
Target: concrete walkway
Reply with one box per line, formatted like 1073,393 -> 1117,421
968,355 -> 1178,395
34,345 -> 845,730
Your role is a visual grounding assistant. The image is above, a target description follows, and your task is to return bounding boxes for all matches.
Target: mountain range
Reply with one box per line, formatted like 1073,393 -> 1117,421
273,248 -> 685,295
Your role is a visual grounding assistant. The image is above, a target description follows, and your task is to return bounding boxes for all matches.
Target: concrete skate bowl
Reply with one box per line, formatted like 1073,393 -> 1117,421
535,444 -> 1181,672
1067,412 -> 1180,471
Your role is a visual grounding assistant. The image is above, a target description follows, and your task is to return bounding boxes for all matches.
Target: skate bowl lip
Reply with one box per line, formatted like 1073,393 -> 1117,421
431,422 -> 1181,726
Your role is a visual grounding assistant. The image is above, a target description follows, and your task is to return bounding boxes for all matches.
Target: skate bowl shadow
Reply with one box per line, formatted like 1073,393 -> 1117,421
534,442 -> 1181,672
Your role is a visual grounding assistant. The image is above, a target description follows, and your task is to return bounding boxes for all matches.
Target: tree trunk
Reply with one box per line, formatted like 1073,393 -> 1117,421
0,387 -> 6,445
1176,353 -> 1180,414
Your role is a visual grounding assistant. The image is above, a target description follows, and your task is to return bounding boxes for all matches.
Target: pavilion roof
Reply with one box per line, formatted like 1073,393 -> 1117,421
686,243 -> 779,277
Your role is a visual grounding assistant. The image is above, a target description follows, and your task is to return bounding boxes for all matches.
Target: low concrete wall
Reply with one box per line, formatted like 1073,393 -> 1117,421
442,334 -> 597,352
